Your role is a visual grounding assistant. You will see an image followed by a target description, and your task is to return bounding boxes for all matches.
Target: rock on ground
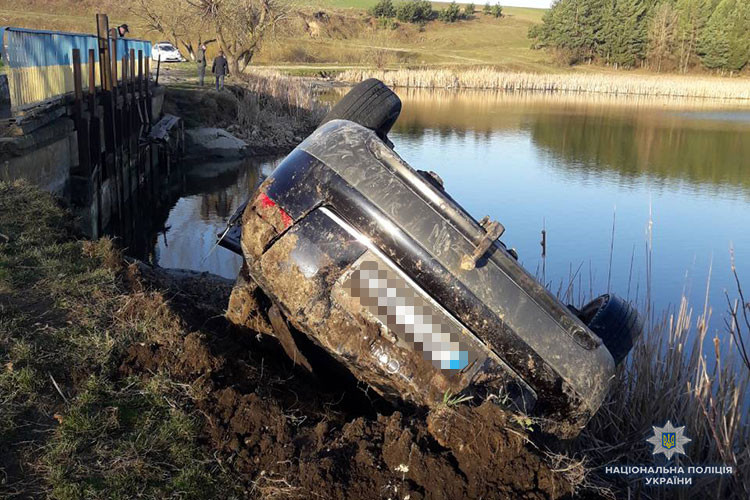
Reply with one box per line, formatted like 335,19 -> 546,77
185,127 -> 248,159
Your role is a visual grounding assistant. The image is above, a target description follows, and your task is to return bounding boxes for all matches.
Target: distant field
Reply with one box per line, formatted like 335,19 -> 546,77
0,6 -> 132,35
255,6 -> 552,71
0,1 -> 551,72
295,0 -> 379,8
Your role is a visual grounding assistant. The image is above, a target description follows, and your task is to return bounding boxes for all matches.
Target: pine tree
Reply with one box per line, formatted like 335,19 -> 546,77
597,0 -> 619,63
528,0 -> 743,72
699,0 -> 750,71
610,0 -> 650,67
675,0 -> 714,72
725,0 -> 750,71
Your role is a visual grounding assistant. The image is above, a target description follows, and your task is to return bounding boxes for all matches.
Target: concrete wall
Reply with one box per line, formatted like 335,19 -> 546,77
0,88 -> 165,197
0,118 -> 76,195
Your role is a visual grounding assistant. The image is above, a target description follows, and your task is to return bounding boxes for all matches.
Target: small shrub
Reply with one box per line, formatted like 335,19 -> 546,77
377,17 -> 399,30
370,0 -> 395,19
490,4 -> 503,18
483,2 -> 491,14
439,2 -> 464,23
464,3 -> 475,16
395,0 -> 434,24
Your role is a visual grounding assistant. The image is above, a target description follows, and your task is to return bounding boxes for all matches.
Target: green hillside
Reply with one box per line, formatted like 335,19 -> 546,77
0,1 -> 552,72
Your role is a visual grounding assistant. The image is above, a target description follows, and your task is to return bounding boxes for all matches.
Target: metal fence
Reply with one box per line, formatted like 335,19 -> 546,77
0,26 -> 151,112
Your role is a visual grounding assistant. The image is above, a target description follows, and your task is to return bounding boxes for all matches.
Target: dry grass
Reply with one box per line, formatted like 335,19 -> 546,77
240,69 -> 328,122
576,295 -> 750,497
160,65 -> 327,152
0,181 -> 239,498
339,68 -> 750,99
559,210 -> 750,498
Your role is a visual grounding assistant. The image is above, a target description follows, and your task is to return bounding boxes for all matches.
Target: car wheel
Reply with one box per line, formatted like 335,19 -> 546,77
578,294 -> 643,365
319,78 -> 402,142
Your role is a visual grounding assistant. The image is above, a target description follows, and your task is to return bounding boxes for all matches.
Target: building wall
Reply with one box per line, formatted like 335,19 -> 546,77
0,27 -> 151,111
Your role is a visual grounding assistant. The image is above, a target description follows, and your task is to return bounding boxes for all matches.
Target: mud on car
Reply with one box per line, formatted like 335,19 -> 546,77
221,80 -> 643,438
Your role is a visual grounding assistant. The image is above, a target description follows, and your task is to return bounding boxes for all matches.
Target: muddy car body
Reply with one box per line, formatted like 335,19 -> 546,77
222,83 -> 641,437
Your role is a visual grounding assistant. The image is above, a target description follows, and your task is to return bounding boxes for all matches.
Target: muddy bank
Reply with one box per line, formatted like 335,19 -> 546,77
161,68 -> 327,158
119,262 -> 576,499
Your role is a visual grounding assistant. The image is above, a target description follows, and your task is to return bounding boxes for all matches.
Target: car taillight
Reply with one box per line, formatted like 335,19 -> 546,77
253,191 -> 292,232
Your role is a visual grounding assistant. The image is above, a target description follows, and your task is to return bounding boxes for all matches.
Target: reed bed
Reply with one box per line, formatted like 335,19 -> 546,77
548,215 -> 750,497
241,69 -> 328,122
576,296 -> 750,498
338,68 -> 750,100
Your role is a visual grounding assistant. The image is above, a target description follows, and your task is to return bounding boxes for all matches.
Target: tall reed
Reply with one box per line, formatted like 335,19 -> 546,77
576,297 -> 750,498
553,214 -> 750,497
338,68 -> 750,100
240,69 -> 328,123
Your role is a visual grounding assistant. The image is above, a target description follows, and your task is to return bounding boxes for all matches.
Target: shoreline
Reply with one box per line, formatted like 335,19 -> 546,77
158,65 -> 328,158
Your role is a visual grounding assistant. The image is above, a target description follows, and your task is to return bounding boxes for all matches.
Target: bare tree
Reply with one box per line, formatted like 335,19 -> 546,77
131,0 -> 213,61
190,0 -> 289,75
648,2 -> 679,72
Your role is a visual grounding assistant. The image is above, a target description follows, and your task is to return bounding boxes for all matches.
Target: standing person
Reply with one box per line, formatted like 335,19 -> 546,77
196,44 -> 207,87
212,50 -> 229,91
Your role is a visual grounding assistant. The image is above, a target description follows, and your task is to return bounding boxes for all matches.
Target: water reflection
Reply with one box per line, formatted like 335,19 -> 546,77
389,89 -> 750,196
124,156 -> 280,279
386,89 -> 750,324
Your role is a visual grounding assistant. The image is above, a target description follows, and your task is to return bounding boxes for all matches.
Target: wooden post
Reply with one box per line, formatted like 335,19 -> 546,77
138,51 -> 143,92
130,48 -> 136,89
122,54 -> 131,207
96,14 -> 111,91
111,40 -> 119,90
144,58 -> 152,123
96,14 -> 119,230
87,49 -> 99,173
96,13 -> 114,160
87,49 -> 97,110
72,49 -> 91,176
111,39 -> 124,229
137,50 -> 145,124
72,49 -> 83,117
129,48 -> 139,198
121,53 -> 128,150
129,49 -> 137,145
88,48 -> 103,235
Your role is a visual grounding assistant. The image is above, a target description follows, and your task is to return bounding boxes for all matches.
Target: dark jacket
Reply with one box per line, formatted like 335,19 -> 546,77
212,55 -> 229,76
197,49 -> 207,67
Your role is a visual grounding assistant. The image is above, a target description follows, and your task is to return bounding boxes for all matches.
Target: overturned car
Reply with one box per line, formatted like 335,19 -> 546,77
221,80 -> 642,438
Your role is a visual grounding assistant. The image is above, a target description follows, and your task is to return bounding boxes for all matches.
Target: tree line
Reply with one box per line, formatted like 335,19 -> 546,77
529,0 -> 750,73
370,0 -> 502,25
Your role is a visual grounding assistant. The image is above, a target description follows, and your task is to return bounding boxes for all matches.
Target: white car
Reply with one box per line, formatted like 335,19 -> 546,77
151,42 -> 185,63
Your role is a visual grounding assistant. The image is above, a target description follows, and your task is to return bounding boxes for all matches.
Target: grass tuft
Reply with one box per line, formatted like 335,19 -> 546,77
0,181 -> 237,498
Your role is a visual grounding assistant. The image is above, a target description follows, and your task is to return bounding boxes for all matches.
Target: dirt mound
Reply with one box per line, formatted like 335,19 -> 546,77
119,266 -> 574,499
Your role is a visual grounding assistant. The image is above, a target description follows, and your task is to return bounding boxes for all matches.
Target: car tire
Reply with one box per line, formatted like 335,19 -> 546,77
578,294 -> 643,365
319,79 -> 402,141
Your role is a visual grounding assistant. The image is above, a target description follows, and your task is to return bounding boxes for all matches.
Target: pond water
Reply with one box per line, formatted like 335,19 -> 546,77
142,89 -> 750,340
